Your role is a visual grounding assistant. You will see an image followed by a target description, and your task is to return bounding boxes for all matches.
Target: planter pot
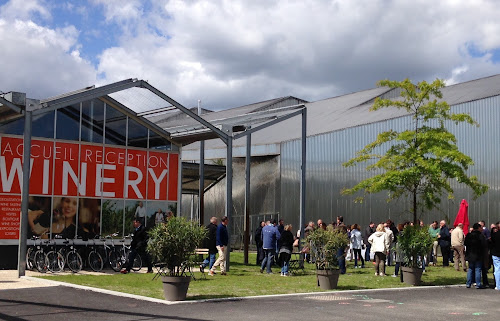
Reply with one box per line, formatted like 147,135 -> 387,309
316,269 -> 340,290
161,275 -> 191,301
401,266 -> 423,286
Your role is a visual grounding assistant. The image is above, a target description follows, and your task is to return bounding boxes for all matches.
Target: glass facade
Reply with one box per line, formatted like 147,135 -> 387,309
0,97 -> 179,240
56,104 -> 80,141
81,100 -> 104,144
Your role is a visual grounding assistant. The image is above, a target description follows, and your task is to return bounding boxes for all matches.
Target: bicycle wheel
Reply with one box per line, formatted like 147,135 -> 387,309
88,250 -> 104,272
46,251 -> 65,273
109,249 -> 122,272
34,250 -> 48,273
131,254 -> 142,272
26,247 -> 36,270
66,251 -> 83,273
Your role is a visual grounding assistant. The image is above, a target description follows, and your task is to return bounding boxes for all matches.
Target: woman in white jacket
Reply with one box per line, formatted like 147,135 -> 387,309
368,224 -> 391,276
350,224 -> 364,268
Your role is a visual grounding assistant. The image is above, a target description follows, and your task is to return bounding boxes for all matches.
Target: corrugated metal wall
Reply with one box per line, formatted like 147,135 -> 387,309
181,156 -> 281,248
281,96 -> 500,228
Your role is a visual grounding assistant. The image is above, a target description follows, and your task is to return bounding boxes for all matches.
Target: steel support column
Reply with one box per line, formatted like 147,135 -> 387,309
198,100 -> 205,226
225,135 -> 233,271
243,133 -> 251,264
199,140 -> 205,225
177,146 -> 183,217
299,108 -> 307,258
18,110 -> 32,277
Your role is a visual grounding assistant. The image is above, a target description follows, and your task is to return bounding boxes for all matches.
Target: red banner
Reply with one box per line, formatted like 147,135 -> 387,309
0,136 -> 178,201
0,136 -> 178,240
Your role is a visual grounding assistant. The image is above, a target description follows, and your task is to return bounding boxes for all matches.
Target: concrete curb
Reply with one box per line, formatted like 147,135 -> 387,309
23,275 -> 464,305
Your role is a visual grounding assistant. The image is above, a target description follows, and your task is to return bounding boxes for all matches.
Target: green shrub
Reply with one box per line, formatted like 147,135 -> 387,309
147,216 -> 206,276
306,227 -> 349,270
398,225 -> 433,268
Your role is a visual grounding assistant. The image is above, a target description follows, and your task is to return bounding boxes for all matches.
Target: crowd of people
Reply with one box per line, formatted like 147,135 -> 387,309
119,210 -> 500,292
249,216 -> 500,290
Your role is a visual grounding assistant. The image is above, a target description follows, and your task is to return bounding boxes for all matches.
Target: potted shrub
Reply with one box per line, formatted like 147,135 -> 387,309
306,226 -> 349,290
398,225 -> 433,285
147,216 -> 206,301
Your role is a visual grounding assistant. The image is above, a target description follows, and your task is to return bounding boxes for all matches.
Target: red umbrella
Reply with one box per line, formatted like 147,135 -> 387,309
454,199 -> 469,235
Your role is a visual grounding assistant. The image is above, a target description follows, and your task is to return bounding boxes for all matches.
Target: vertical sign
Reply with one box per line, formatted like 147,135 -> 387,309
0,195 -> 21,239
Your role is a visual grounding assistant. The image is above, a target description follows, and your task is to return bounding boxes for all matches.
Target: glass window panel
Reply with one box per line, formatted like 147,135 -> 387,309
27,196 -> 52,239
102,199 -> 124,239
32,111 -> 55,138
149,130 -> 172,150
0,111 -> 55,138
105,104 -> 126,146
146,201 -> 169,228
125,200 -> 144,235
81,99 -> 104,144
0,116 -> 24,135
78,198 -> 101,240
127,118 -> 148,148
51,197 -> 78,239
56,104 -> 80,141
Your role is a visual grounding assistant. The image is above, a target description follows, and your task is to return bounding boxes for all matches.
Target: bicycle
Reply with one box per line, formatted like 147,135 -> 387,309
33,240 -> 49,273
104,233 -> 124,272
87,236 -> 104,272
117,235 -> 142,272
47,238 -> 65,273
26,236 -> 42,271
60,238 -> 83,273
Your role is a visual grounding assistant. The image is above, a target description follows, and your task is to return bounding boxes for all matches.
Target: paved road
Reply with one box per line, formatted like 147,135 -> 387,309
1,279 -> 499,321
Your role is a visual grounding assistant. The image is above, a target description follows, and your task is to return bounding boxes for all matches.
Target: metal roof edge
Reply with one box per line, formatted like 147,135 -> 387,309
447,93 -> 500,107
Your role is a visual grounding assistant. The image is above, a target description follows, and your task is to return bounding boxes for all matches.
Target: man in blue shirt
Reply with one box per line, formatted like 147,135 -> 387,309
260,220 -> 281,274
209,216 -> 229,276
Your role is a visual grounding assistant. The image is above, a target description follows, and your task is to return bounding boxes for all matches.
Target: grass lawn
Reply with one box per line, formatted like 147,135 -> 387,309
36,252 -> 472,300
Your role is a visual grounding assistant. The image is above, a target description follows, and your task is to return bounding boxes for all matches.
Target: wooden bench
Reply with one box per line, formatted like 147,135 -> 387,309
181,248 -> 209,280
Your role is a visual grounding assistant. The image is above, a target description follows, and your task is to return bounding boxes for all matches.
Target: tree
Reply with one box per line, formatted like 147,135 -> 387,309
342,78 -> 488,223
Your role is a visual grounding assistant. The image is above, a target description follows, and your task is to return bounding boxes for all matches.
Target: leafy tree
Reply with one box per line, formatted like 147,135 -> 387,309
342,78 -> 488,223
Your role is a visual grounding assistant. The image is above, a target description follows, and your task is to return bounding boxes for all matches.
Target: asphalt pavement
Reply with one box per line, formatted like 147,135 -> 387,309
1,273 -> 499,321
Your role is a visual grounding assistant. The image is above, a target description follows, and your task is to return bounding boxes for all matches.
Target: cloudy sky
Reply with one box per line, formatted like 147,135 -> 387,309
1,0 -> 500,111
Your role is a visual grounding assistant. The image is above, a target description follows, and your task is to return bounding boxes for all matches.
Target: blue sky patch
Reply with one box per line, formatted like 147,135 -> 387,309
467,42 -> 500,63
49,1 -> 119,66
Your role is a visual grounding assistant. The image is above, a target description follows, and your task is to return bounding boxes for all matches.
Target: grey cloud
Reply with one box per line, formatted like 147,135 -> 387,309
5,0 -> 500,111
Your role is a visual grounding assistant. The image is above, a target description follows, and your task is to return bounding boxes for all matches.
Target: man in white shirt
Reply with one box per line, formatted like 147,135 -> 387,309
135,201 -> 146,225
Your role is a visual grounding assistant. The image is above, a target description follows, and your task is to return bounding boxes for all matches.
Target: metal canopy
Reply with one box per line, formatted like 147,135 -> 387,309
0,79 -> 234,276
157,104 -> 307,145
1,79 -> 308,274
